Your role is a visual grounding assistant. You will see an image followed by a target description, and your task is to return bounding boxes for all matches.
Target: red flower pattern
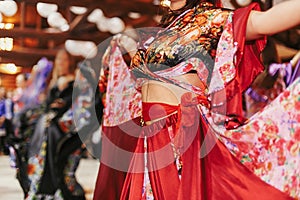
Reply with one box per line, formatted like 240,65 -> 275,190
294,128 -> 300,141
295,101 -> 300,111
264,123 -> 279,135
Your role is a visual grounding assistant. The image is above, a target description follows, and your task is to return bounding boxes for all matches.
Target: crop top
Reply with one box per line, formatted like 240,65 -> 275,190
130,2 -> 235,96
101,2 -> 266,127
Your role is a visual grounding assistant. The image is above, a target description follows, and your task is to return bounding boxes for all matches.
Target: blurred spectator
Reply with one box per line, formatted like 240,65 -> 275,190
0,87 -> 7,154
25,49 -> 86,200
13,73 -> 29,114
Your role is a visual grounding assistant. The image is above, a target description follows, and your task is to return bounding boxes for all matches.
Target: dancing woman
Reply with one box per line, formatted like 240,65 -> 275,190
26,50 -> 85,200
94,1 -> 300,199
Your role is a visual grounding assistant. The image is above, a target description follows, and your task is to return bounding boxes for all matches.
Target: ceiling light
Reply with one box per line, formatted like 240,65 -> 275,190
96,17 -> 110,32
0,63 -> 21,74
128,12 -> 141,19
0,0 -> 18,17
87,9 -> 104,23
81,41 -> 98,58
107,17 -> 125,34
60,24 -> 70,32
4,23 -> 14,29
70,6 -> 87,15
65,40 -> 97,59
0,37 -> 13,51
65,40 -> 82,56
47,12 -> 68,29
36,2 -> 58,18
5,63 -> 17,74
0,23 -> 14,30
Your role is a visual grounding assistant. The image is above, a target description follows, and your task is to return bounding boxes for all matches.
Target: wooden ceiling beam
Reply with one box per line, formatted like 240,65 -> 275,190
2,46 -> 58,57
0,56 -> 43,68
1,0 -> 160,70
19,0 -> 94,7
0,47 -> 57,67
0,27 -> 64,39
20,0 -> 158,16
0,27 -> 111,43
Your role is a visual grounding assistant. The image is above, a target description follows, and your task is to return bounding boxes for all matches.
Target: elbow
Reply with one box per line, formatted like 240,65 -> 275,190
246,11 -> 266,41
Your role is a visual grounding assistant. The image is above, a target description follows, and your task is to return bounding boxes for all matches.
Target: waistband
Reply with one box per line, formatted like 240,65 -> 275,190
142,102 -> 178,123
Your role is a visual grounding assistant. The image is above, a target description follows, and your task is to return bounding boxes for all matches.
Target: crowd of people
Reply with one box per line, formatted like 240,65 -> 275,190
0,73 -> 29,156
0,49 -> 100,200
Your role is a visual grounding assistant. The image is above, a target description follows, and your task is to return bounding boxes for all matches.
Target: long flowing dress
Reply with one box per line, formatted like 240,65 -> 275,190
94,2 -> 299,200
9,57 -> 53,198
25,68 -> 94,200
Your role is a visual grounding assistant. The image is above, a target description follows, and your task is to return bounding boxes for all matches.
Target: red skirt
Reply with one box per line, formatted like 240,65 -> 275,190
94,102 -> 292,200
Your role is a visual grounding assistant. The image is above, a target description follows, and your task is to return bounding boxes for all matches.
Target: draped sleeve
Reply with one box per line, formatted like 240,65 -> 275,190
233,2 -> 267,91
101,35 -> 142,127
223,3 -> 266,121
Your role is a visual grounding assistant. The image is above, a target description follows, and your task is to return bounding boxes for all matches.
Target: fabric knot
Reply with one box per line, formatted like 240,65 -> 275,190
174,92 -> 204,154
181,92 -> 210,108
179,92 -> 199,127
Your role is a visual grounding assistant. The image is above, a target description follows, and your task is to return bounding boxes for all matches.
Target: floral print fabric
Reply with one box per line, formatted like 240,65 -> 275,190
100,35 -> 142,127
98,2 -> 300,199
27,139 -> 48,200
130,3 -> 235,96
222,77 -> 300,199
128,3 -> 300,199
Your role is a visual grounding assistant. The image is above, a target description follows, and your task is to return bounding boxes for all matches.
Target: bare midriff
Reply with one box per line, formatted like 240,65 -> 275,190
141,73 -> 203,105
141,74 -> 203,124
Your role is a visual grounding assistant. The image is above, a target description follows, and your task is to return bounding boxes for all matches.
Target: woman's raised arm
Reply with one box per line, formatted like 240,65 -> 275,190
246,0 -> 300,40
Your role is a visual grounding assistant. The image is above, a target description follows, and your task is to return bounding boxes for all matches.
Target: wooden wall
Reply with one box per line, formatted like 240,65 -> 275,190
0,67 -> 32,90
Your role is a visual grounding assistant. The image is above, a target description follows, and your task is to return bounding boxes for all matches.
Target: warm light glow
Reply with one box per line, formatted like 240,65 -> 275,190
128,12 -> 141,19
160,0 -> 171,7
4,23 -> 14,29
0,23 -> 14,30
0,63 -> 22,74
0,37 -> 13,51
5,63 -> 17,74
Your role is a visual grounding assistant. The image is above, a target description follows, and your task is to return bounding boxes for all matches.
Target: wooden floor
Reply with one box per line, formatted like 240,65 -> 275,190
0,155 -> 100,200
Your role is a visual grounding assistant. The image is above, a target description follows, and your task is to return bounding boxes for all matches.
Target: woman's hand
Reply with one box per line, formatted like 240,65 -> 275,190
246,0 -> 300,40
118,34 -> 138,58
